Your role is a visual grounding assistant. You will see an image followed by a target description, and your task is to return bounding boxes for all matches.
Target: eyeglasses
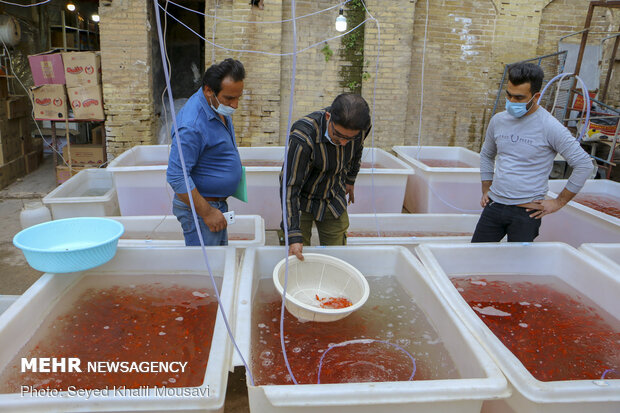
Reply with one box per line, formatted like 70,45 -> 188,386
329,121 -> 362,141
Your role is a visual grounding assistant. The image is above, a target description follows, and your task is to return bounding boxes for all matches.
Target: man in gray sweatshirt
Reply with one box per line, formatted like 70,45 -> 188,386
472,63 -> 594,242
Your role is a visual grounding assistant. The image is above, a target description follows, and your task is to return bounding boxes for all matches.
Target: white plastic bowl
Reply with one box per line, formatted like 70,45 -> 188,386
272,253 -> 369,322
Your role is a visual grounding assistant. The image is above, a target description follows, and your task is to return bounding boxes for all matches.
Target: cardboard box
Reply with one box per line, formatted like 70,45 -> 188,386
91,124 -> 104,145
55,165 -> 86,185
67,85 -> 104,120
5,96 -> 30,119
25,148 -> 43,174
27,51 -> 65,86
0,75 -> 8,99
0,137 -> 22,164
0,156 -> 25,189
31,84 -> 67,120
20,126 -> 34,155
18,117 -> 30,138
0,118 -> 24,163
62,144 -> 106,166
62,52 -> 101,88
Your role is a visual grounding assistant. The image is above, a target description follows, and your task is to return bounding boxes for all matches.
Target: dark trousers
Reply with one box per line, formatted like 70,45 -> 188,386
472,201 -> 542,243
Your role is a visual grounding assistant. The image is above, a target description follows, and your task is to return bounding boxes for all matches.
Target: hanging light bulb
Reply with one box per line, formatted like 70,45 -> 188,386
66,3 -> 76,12
335,9 -> 347,32
91,14 -> 100,23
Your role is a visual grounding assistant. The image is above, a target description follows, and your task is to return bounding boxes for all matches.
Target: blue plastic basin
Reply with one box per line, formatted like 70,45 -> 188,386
13,217 -> 125,273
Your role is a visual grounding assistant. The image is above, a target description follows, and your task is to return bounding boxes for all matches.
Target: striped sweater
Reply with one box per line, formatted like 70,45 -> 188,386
280,107 -> 370,245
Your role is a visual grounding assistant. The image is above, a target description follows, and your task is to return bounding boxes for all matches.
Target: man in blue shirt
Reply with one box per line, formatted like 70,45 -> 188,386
167,58 -> 245,246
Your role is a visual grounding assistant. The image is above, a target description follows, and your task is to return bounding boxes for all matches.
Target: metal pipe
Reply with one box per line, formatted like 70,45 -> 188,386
600,27 -> 620,101
567,2 -> 595,112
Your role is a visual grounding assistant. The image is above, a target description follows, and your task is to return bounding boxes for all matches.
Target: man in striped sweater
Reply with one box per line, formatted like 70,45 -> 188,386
280,94 -> 371,260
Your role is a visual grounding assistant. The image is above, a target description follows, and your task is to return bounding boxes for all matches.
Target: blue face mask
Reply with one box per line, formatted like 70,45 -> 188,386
211,95 -> 236,117
505,95 -> 535,118
324,122 -> 338,146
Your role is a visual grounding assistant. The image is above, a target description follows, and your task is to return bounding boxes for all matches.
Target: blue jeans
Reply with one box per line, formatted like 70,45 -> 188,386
471,200 -> 542,243
172,197 -> 228,246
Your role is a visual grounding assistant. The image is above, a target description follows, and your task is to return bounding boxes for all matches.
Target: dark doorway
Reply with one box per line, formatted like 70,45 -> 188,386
160,0 -> 205,98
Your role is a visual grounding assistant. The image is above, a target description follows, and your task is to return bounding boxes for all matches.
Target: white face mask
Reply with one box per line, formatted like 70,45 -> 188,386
210,94 -> 235,117
324,124 -> 337,146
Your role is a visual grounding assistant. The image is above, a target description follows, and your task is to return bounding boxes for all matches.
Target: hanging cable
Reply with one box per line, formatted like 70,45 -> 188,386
415,0 -> 429,159
211,0 -> 218,64
279,0 -> 300,386
0,0 -> 51,7
537,72 -> 590,142
151,0 -> 256,387
157,3 -> 372,57
358,0 -> 382,237
164,0 -> 350,24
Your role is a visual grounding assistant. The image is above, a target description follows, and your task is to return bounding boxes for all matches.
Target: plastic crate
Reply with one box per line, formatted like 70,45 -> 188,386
547,179 -> 620,225
0,296 -> 18,317
107,145 -> 173,216
229,147 -> 414,230
0,247 -> 237,412
346,213 -> 477,246
42,168 -> 119,219
393,146 -> 482,214
234,246 -> 509,413
579,243 -> 620,274
112,214 -> 265,248
416,242 -> 620,413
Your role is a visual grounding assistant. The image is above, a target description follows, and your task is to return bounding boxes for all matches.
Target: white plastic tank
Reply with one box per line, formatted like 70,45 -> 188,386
19,201 -> 51,229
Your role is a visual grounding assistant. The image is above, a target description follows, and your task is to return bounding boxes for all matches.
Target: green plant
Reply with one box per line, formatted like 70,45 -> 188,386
321,44 -> 334,62
338,1 -> 366,93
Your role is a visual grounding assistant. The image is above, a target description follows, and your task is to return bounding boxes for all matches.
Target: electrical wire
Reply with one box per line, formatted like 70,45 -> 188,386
164,0 -> 350,25
151,0 -> 256,387
279,0 -> 300,386
157,3 -> 372,57
0,0 -> 51,7
358,0 -> 381,237
537,72 -> 590,142
415,0 -> 429,159
155,0 -> 388,388
211,0 -> 218,64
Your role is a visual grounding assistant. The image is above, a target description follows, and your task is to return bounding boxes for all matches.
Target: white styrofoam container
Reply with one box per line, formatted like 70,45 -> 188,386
107,145 -> 174,216
547,179 -> 620,225
415,242 -> 620,413
537,205 -> 620,247
392,146 -> 482,214
42,168 -> 119,219
0,296 -> 18,317
111,215 -> 265,248
0,247 -> 237,412
347,213 -> 477,247
579,243 -> 620,274
229,147 -> 414,230
234,246 -> 510,413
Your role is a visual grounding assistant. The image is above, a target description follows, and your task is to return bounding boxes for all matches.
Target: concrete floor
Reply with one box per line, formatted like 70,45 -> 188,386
0,155 -> 55,295
0,155 -> 251,412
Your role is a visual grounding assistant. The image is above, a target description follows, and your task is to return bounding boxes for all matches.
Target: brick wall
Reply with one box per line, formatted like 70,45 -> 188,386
204,0 -> 284,146
405,0 -> 497,151
362,0 -> 416,149
278,0 -> 354,144
100,0 -> 619,154
99,0 -> 157,158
